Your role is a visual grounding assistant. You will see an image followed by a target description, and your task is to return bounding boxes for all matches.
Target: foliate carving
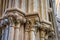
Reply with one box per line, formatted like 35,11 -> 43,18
5,8 -> 27,24
25,19 -> 31,32
39,19 -> 52,32
34,17 -> 40,28
26,13 -> 40,27
0,8 -> 28,29
26,19 -> 32,24
47,31 -> 55,39
0,18 -> 10,27
25,13 -> 41,33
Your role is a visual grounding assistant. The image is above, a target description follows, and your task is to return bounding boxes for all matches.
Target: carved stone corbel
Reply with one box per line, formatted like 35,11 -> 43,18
24,19 -> 31,40
25,12 -> 40,40
48,31 -> 55,40
1,8 -> 27,40
4,8 -> 27,25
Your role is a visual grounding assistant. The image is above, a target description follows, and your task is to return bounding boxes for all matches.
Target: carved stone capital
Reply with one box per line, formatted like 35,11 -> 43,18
39,19 -> 52,32
25,19 -> 31,32
48,31 -> 55,38
25,13 -> 40,32
4,8 -> 27,24
0,8 -> 27,29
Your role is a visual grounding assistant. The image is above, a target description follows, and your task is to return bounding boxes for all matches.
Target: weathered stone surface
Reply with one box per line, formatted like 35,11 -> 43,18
0,0 -> 58,40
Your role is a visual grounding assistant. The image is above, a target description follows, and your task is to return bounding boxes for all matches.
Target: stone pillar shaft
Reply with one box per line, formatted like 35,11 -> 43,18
30,27 -> 35,40
40,30 -> 45,40
14,23 -> 20,40
36,30 -> 40,40
2,26 -> 9,40
25,31 -> 29,40
8,23 -> 15,40
33,0 -> 38,12
25,27 -> 29,40
28,0 -> 33,13
19,25 -> 24,40
21,0 -> 26,12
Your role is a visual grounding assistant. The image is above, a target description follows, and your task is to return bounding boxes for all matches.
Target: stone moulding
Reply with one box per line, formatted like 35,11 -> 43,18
0,8 -> 53,34
40,19 -> 52,25
4,8 -> 26,16
0,8 -> 27,28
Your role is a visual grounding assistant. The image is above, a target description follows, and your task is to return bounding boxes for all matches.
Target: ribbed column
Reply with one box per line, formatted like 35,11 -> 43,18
33,0 -> 39,12
25,0 -> 28,12
8,22 -> 15,40
21,0 -> 26,12
41,0 -> 48,20
2,26 -> 9,40
19,25 -> 24,40
45,0 -> 49,21
40,30 -> 45,40
15,0 -> 19,8
14,22 -> 20,40
36,30 -> 40,40
25,26 -> 30,40
4,26 -> 9,40
30,27 -> 35,40
43,0 -> 47,20
8,0 -> 12,8
28,0 -> 33,13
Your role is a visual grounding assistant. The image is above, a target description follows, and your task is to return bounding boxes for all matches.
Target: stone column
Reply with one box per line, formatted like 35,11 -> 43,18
28,0 -> 33,13
40,30 -> 45,40
25,26 -> 30,40
8,0 -> 12,8
8,21 -> 15,40
41,0 -> 48,20
25,31 -> 29,40
41,0 -> 44,20
15,0 -> 19,8
25,28 -> 29,40
21,0 -> 26,12
19,25 -> 24,40
14,22 -> 20,40
30,27 -> 35,40
4,25 -> 9,40
33,0 -> 39,12
36,30 -> 40,40
2,26 -> 9,40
